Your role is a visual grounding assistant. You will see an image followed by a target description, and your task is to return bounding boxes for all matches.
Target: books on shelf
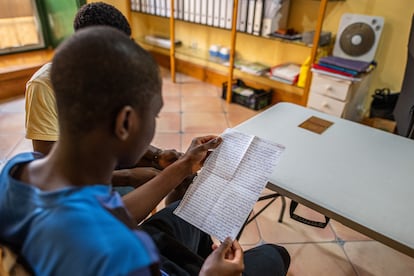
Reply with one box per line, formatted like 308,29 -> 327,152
312,55 -> 376,81
318,56 -> 372,73
144,35 -> 182,49
311,68 -> 362,82
270,63 -> 300,84
235,60 -> 270,76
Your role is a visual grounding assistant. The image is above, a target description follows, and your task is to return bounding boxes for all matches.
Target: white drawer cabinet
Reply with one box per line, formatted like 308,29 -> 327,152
307,72 -> 372,122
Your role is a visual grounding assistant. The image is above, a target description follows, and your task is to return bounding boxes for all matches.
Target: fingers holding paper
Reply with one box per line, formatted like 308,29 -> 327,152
182,135 -> 223,173
201,237 -> 244,276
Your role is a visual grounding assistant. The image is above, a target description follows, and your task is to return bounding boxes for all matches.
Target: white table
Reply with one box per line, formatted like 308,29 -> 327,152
235,102 -> 414,258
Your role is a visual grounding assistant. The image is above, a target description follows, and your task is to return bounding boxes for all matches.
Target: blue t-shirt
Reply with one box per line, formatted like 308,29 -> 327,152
0,153 -> 162,275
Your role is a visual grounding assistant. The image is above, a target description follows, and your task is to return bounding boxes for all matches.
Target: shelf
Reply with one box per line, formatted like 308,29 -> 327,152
135,37 -> 171,56
174,44 -> 231,74
233,69 -> 304,96
130,0 -> 338,105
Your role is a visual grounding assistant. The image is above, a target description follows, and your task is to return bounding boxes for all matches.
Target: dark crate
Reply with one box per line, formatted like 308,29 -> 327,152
222,79 -> 273,110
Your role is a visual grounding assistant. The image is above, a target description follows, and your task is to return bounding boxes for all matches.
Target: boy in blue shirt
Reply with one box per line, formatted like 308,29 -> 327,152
0,26 -> 289,275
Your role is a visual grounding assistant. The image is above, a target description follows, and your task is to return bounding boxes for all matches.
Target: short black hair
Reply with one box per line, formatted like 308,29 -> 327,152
51,26 -> 161,136
73,2 -> 131,36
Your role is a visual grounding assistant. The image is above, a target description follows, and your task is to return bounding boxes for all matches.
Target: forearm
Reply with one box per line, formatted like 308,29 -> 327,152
122,158 -> 192,222
112,167 -> 159,188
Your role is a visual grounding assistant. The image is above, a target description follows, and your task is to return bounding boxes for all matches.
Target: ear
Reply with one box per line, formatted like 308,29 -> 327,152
114,106 -> 137,141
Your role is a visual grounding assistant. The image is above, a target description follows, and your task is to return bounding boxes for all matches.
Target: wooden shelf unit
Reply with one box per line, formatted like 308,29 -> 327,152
128,0 -> 340,106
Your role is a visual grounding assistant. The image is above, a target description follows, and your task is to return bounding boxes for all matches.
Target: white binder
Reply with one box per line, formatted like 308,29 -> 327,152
141,0 -> 147,13
174,0 -> 178,18
149,0 -> 156,15
136,0 -> 141,12
166,0 -> 171,17
195,0 -> 201,23
156,0 -> 162,15
200,0 -> 208,25
213,0 -> 220,27
178,0 -> 184,19
207,0 -> 214,25
183,0 -> 190,21
160,0 -> 166,16
219,0 -> 227,28
246,0 -> 256,34
131,0 -> 136,11
239,0 -> 248,32
236,0 -> 242,30
253,0 -> 263,35
189,0 -> 195,22
225,0 -> 234,29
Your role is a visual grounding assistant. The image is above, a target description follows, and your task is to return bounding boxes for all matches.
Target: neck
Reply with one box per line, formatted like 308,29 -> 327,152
26,133 -> 117,190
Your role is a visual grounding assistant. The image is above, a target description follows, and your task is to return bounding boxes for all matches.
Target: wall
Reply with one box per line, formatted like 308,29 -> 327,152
291,0 -> 413,95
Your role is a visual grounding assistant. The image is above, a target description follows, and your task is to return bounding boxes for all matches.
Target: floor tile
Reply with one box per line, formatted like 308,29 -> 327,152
0,96 -> 25,112
181,96 -> 224,113
254,198 -> 337,243
6,138 -> 33,159
151,133 -> 182,152
330,220 -> 372,242
180,82 -> 220,97
162,82 -> 181,96
225,104 -> 260,127
156,112 -> 181,133
161,95 -> 181,112
181,112 -> 228,133
344,241 -> 414,276
0,134 -> 25,160
175,72 -> 199,84
284,243 -> 356,276
238,217 -> 261,246
0,112 -> 26,134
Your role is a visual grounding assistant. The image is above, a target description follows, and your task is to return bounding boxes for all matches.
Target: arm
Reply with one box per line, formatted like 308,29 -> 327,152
25,64 -> 59,153
122,135 -> 222,222
32,140 -> 55,155
111,167 -> 160,188
136,145 -> 183,169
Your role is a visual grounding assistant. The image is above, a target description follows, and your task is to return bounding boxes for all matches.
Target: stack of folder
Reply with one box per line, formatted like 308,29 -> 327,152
312,56 -> 375,81
235,60 -> 270,76
269,63 -> 300,84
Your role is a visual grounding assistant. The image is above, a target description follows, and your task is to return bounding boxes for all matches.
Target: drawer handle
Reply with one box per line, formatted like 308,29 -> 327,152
322,101 -> 329,108
325,85 -> 333,91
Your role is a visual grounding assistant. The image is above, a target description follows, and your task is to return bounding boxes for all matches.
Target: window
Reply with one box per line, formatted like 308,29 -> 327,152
0,0 -> 45,54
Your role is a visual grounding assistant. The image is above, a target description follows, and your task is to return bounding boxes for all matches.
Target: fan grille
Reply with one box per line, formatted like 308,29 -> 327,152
339,22 -> 376,57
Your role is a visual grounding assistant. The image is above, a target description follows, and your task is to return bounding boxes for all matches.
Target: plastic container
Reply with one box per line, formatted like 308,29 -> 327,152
297,56 -> 311,88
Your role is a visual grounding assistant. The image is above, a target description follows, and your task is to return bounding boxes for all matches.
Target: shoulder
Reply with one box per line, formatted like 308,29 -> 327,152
1,153 -> 40,179
27,63 -> 52,84
26,63 -> 53,97
26,199 -> 159,275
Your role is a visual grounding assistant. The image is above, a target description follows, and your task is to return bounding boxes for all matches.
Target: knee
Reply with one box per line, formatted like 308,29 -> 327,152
244,243 -> 290,276
266,244 -> 290,273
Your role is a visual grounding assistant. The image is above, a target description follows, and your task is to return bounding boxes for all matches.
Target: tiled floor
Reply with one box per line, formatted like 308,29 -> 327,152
1,68 -> 414,275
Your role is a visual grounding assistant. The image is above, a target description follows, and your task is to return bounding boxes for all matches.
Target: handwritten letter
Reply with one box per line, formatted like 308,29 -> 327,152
174,128 -> 285,241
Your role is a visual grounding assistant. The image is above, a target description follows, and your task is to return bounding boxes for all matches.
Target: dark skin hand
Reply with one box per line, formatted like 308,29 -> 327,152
200,237 -> 244,276
157,149 -> 183,169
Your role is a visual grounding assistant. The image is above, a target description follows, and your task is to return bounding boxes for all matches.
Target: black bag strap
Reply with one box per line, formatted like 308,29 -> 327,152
289,201 -> 330,228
